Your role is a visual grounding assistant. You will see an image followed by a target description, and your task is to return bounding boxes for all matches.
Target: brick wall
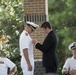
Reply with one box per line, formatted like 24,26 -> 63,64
24,0 -> 48,14
24,0 -> 48,59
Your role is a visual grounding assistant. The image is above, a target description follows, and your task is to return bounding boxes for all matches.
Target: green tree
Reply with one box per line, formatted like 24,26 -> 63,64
48,0 -> 76,74
0,0 -> 24,74
0,0 -> 76,75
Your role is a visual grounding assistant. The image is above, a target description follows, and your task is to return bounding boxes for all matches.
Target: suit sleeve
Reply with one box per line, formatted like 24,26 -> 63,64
35,35 -> 54,53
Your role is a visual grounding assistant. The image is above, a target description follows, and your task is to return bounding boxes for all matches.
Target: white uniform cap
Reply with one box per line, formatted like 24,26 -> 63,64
68,42 -> 76,50
26,21 -> 39,28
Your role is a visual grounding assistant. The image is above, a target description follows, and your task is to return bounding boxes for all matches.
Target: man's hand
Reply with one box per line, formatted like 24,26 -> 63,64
69,69 -> 76,75
23,49 -> 32,71
28,63 -> 32,71
32,39 -> 37,45
8,66 -> 17,75
62,68 -> 68,75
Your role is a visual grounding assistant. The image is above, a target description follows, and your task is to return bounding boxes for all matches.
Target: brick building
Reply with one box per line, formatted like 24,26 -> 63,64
24,0 -> 48,75
24,0 -> 48,59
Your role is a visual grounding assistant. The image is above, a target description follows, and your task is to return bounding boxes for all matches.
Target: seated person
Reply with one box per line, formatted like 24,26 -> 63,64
62,42 -> 76,75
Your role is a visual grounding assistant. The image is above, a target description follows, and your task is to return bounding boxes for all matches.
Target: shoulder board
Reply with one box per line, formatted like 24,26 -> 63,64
0,61 -> 4,64
25,33 -> 28,36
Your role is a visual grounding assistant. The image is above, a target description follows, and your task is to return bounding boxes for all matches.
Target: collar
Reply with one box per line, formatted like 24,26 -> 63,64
23,30 -> 29,36
23,30 -> 28,33
72,56 -> 76,60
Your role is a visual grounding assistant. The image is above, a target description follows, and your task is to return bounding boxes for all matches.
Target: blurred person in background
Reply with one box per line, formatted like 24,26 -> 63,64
0,43 -> 17,75
62,42 -> 76,75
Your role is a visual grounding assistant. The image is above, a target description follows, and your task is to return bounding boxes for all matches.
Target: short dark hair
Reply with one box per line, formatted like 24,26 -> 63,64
41,21 -> 52,29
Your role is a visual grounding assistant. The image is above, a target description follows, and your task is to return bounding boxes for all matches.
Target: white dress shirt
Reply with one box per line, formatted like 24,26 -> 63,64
63,56 -> 76,70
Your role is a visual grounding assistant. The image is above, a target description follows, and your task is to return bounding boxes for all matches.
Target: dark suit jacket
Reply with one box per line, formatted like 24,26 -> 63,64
35,30 -> 59,72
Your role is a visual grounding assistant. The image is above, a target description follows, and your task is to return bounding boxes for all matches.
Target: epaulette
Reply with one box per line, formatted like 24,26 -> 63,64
0,61 -> 4,64
25,32 -> 28,36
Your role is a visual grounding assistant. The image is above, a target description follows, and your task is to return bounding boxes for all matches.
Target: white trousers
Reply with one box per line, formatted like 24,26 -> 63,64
22,68 -> 34,75
21,56 -> 34,75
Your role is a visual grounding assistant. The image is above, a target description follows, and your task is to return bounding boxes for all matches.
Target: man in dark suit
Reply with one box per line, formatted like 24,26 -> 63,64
33,21 -> 59,75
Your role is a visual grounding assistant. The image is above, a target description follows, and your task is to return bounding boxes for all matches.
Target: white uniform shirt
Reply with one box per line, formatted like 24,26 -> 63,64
63,56 -> 76,70
0,57 -> 15,75
19,30 -> 34,63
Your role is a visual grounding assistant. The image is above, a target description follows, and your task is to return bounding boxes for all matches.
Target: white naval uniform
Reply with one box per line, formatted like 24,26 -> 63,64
0,57 -> 15,75
63,56 -> 76,70
19,30 -> 34,75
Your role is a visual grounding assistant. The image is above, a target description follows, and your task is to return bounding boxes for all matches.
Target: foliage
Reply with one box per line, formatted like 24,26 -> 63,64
0,0 -> 76,75
0,0 -> 24,75
48,0 -> 76,74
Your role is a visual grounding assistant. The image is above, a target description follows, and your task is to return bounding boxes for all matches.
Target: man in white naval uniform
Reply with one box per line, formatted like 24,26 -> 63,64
19,21 -> 39,75
62,42 -> 76,75
0,45 -> 17,75
0,57 -> 17,75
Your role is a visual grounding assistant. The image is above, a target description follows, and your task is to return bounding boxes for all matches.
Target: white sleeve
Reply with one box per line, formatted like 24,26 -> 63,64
5,58 -> 15,70
63,58 -> 70,70
21,36 -> 29,50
